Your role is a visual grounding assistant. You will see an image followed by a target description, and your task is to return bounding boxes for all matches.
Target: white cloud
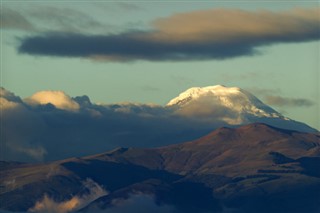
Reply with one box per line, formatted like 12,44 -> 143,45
25,90 -> 80,111
11,145 -> 47,161
29,179 -> 107,213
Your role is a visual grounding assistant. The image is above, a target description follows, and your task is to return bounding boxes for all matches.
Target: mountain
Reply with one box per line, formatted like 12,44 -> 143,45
167,85 -> 317,133
1,85 -> 317,163
1,123 -> 320,213
167,85 -> 281,119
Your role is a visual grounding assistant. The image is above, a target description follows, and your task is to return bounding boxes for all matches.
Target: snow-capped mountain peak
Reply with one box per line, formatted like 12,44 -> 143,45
167,85 -> 241,106
167,85 -> 285,124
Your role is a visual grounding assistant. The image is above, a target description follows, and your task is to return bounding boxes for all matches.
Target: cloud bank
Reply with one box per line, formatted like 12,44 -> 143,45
1,88 -> 47,161
18,8 -> 320,61
1,87 -> 213,162
1,87 -> 316,162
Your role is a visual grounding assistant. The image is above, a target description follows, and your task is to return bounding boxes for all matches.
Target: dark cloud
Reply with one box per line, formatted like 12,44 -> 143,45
17,8 -> 320,61
17,32 -> 257,61
265,95 -> 314,107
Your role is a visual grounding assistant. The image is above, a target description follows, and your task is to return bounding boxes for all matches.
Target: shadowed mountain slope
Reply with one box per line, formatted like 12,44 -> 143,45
1,123 -> 320,212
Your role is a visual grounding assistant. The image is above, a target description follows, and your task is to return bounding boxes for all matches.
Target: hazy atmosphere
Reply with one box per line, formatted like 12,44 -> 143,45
1,1 -> 320,213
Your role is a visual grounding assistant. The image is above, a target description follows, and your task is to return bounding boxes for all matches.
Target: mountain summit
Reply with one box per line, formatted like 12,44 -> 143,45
167,85 -> 282,118
167,85 -> 316,132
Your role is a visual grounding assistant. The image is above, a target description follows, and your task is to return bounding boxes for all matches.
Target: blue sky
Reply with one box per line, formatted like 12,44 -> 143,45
1,0 -> 319,129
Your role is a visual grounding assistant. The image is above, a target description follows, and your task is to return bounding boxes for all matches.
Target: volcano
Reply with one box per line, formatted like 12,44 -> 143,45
167,85 -> 317,132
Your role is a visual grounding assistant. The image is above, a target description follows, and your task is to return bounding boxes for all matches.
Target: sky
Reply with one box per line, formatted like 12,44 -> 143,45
1,0 -> 319,130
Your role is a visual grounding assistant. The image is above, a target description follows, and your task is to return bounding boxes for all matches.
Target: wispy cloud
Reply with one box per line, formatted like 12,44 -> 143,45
0,8 -> 35,31
29,179 -> 107,213
17,8 -> 320,61
265,95 -> 314,107
1,6 -> 105,33
115,2 -> 144,11
27,6 -> 104,33
246,87 -> 314,108
246,87 -> 281,97
93,2 -> 144,12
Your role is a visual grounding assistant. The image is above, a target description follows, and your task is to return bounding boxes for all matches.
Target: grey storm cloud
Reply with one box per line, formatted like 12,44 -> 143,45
17,7 -> 320,61
265,95 -> 314,107
18,32 -> 258,61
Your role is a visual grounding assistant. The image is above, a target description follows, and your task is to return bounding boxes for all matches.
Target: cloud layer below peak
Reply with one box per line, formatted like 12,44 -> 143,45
0,87 -> 316,162
17,7 -> 320,61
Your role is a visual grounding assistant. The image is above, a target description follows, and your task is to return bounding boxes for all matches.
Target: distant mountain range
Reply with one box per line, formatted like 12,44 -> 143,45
1,85 -> 317,162
1,123 -> 320,213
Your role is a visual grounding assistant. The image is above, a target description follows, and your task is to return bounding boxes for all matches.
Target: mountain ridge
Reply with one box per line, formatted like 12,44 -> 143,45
2,123 -> 319,212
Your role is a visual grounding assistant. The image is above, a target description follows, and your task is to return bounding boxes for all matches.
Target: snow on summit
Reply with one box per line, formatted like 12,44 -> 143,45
167,85 -> 242,106
167,85 -> 284,124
